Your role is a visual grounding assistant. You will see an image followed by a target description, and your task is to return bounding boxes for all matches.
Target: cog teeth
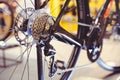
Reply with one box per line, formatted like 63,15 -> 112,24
14,7 -> 54,45
31,13 -> 54,43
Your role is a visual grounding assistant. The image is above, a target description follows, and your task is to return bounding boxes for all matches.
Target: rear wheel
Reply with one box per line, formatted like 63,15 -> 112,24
0,1 -> 13,41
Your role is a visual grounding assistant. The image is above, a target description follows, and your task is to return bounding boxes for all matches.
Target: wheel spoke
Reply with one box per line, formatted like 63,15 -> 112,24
30,0 -> 35,7
15,0 -> 25,10
0,1 -> 13,40
8,45 -> 33,80
21,45 -> 32,80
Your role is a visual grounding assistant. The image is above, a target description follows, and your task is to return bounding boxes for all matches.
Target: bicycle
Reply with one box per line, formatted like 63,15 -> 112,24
2,0 -> 120,80
0,0 -> 14,41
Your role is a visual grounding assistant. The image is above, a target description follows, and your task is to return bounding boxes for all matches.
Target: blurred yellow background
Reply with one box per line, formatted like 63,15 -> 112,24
49,0 -> 116,33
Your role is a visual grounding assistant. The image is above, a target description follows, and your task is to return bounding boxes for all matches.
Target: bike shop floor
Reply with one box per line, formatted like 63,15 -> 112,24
0,35 -> 120,80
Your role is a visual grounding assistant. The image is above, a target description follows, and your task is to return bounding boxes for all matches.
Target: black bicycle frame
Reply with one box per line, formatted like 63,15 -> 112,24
35,0 -> 44,80
53,0 -> 91,79
115,0 -> 119,12
54,0 -> 115,79
115,0 -> 120,22
35,0 -> 115,80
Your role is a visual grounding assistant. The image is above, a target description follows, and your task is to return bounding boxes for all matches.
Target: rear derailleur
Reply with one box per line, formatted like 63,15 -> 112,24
39,39 -> 56,77
44,43 -> 57,77
41,40 -> 65,77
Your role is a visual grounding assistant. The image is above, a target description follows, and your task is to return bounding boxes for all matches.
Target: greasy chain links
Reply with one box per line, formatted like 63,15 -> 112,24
31,13 -> 54,44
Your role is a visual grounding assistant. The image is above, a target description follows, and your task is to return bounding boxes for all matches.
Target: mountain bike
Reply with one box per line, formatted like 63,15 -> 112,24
0,0 -> 14,41
2,0 -> 120,80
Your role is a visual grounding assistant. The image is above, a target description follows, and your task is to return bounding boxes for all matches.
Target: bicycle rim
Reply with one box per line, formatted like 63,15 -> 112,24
0,0 -> 38,80
97,38 -> 120,72
97,11 -> 120,72
0,1 -> 14,41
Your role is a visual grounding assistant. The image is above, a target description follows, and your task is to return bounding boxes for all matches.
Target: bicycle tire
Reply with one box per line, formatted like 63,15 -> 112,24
0,1 -> 14,41
96,0 -> 120,72
97,24 -> 120,71
97,33 -> 120,72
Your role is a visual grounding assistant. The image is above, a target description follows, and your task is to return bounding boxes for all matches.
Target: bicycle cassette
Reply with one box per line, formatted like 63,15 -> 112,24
30,12 -> 54,44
